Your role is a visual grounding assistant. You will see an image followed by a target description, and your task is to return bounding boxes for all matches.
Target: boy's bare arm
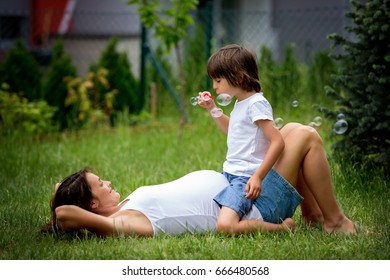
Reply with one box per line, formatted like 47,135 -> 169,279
245,120 -> 285,199
198,94 -> 229,135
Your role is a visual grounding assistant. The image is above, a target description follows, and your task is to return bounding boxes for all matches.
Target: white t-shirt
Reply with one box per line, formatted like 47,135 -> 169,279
119,170 -> 262,236
223,92 -> 273,177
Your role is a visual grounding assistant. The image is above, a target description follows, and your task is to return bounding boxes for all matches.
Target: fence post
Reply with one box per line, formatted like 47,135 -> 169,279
204,0 -> 213,90
138,25 -> 147,113
150,82 -> 157,122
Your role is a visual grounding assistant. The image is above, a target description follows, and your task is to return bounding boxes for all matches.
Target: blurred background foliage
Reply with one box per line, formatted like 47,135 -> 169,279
0,0 -> 388,178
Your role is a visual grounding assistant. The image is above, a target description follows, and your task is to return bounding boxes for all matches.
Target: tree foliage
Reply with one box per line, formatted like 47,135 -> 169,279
128,0 -> 199,128
129,0 -> 198,51
323,0 -> 390,174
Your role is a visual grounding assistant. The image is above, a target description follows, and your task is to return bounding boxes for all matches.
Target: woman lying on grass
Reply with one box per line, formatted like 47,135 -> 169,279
41,123 -> 356,237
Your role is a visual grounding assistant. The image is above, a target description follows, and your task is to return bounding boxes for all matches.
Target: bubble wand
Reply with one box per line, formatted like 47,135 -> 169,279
190,91 -> 232,118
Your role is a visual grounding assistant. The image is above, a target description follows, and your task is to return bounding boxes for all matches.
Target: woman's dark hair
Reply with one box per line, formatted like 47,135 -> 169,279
40,168 -> 93,236
207,44 -> 261,92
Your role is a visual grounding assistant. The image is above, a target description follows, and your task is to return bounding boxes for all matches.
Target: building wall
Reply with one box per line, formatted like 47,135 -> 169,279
0,0 -> 141,76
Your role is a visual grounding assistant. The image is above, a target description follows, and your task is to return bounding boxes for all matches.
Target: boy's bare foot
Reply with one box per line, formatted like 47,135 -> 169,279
282,218 -> 296,232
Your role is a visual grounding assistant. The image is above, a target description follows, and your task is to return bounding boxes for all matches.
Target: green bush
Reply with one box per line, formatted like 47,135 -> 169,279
91,37 -> 139,125
41,39 -> 77,130
306,50 -> 338,104
323,0 -> 390,175
0,39 -> 42,101
0,84 -> 57,134
258,44 -> 303,110
259,45 -> 334,114
64,68 -> 116,129
258,45 -> 279,106
280,44 -> 302,104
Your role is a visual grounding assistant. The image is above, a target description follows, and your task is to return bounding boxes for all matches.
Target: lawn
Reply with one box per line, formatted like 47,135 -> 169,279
0,117 -> 389,260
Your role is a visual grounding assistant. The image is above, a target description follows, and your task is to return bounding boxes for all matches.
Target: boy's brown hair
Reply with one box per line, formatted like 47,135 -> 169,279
207,44 -> 261,92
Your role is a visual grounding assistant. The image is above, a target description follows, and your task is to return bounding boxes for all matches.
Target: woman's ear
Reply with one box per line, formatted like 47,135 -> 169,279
90,199 -> 99,210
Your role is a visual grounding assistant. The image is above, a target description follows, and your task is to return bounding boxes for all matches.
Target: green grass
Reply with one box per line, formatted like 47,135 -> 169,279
0,111 -> 389,260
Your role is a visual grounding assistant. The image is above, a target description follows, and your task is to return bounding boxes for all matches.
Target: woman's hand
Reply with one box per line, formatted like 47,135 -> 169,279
55,205 -> 86,232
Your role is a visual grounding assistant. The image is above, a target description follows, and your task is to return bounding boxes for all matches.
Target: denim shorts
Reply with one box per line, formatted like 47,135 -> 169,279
254,169 -> 303,223
213,172 -> 252,219
214,169 -> 303,223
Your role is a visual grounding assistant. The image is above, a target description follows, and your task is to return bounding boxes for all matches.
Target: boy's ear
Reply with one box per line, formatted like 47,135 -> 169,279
237,72 -> 245,85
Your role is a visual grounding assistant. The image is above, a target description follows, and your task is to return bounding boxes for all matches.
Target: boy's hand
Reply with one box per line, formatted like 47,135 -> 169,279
197,91 -> 216,111
245,175 -> 262,199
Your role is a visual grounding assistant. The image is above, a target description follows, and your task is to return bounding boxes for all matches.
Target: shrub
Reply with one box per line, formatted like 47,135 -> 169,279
0,84 -> 57,134
41,39 -> 77,130
306,50 -> 337,105
258,45 -> 279,106
64,68 -> 116,129
323,0 -> 390,175
91,37 -> 139,125
280,43 -> 302,104
0,39 -> 42,101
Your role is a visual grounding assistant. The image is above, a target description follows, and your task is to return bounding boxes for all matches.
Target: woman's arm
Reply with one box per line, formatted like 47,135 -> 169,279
55,205 -> 153,237
56,205 -> 116,236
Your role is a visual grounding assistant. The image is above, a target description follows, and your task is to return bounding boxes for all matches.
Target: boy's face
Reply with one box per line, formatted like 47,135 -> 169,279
212,77 -> 236,96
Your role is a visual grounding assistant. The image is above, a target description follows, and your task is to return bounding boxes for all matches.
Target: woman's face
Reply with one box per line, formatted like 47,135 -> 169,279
86,172 -> 120,211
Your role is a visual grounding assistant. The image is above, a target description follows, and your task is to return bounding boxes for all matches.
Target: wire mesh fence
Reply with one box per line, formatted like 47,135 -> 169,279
0,1 -> 353,128
0,2 -> 352,75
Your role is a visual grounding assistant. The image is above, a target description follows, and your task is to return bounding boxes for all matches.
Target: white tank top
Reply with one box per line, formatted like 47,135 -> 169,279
224,92 -> 273,176
119,170 -> 262,235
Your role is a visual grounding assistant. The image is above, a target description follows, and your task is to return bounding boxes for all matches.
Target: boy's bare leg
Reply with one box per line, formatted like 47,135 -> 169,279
216,206 -> 295,235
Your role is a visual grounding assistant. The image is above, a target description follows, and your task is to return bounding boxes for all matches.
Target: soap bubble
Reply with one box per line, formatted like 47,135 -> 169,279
333,119 -> 348,134
313,116 -> 322,127
216,93 -> 232,106
210,107 -> 223,118
308,122 -> 316,127
337,113 -> 345,120
190,92 -> 225,118
274,117 -> 284,129
190,96 -> 199,106
292,100 -> 299,108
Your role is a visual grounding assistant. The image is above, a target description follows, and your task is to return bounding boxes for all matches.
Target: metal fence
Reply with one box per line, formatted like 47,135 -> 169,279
0,2 -> 352,78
